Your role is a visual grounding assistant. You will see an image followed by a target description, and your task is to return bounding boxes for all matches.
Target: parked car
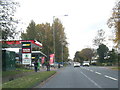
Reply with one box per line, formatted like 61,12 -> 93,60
74,62 -> 80,67
82,62 -> 89,67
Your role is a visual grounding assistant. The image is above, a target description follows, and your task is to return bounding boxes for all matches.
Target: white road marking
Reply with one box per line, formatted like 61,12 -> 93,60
80,71 -> 102,88
95,72 -> 101,75
81,67 -> 118,81
104,75 -> 118,81
90,70 -> 93,72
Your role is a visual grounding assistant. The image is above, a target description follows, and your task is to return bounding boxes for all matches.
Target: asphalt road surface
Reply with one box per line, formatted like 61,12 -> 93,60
36,65 -> 119,88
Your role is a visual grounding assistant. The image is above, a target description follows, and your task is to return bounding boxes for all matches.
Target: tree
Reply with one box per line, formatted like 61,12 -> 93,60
108,49 -> 118,65
21,20 -> 36,40
52,18 -> 68,62
21,21 -> 53,55
93,29 -> 105,47
63,46 -> 69,62
0,0 -> 19,40
40,23 -> 53,58
74,51 -> 81,62
80,48 -> 94,64
74,48 -> 94,64
107,1 -> 120,47
97,44 -> 109,63
21,18 -> 69,63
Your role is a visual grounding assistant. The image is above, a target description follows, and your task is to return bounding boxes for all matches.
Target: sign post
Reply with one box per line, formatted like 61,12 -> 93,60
22,42 -> 31,65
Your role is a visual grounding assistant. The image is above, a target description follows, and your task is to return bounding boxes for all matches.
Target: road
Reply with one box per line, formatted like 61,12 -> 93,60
35,65 -> 119,88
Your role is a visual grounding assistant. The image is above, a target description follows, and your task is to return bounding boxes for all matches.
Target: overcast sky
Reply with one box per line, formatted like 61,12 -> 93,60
15,0 -> 116,59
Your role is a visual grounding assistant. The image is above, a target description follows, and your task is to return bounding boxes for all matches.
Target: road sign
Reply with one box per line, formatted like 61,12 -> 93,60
22,53 -> 31,64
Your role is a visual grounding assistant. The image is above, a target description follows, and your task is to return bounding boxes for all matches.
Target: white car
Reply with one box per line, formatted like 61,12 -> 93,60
50,63 -> 55,67
74,62 -> 80,67
82,62 -> 89,67
60,64 -> 63,67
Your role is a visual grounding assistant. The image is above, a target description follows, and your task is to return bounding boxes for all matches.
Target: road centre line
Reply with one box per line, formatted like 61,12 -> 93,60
95,72 -> 101,75
80,71 -> 102,88
81,67 -> 118,81
104,75 -> 118,81
90,70 -> 93,72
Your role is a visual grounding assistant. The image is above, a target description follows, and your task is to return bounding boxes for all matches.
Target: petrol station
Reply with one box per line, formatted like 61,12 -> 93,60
2,40 -> 47,71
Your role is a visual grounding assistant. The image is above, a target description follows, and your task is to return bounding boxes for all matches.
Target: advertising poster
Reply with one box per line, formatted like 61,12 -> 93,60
49,54 -> 54,65
41,57 -> 45,64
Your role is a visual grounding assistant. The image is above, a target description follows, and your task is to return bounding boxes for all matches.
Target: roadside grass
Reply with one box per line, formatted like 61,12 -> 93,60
2,68 -> 34,77
2,71 -> 56,88
111,66 -> 120,70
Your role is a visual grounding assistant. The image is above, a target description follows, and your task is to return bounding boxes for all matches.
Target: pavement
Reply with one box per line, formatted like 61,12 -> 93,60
37,67 -> 59,72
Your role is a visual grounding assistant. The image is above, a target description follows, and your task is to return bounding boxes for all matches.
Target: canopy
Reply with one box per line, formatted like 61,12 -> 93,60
1,40 -> 42,49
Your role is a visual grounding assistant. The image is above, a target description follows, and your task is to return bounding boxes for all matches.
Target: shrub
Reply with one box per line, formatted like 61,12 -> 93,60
15,64 -> 25,68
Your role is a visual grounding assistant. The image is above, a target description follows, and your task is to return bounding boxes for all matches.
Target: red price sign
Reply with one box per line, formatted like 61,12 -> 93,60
22,48 -> 31,53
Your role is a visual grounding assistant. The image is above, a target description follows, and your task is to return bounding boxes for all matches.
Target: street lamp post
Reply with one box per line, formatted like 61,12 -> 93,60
61,40 -> 65,66
53,16 -> 55,64
53,15 -> 68,65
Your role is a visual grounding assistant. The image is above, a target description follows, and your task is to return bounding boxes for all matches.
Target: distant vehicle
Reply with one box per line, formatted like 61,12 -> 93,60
74,62 -> 80,67
68,61 -> 72,65
50,63 -> 54,67
31,63 -> 34,67
60,64 -> 63,67
30,63 -> 42,67
82,62 -> 89,67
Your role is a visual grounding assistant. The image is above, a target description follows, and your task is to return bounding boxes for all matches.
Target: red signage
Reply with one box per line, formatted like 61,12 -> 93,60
41,57 -> 45,64
22,48 -> 31,53
49,54 -> 55,64
1,40 -> 42,48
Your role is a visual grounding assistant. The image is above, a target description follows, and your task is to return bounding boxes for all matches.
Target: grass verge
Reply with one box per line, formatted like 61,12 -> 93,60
2,68 -> 34,77
111,66 -> 120,70
2,71 -> 56,88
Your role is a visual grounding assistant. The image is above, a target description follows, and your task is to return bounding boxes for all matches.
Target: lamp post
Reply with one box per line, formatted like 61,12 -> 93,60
61,40 -> 65,66
53,15 -> 68,64
53,16 -> 55,64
